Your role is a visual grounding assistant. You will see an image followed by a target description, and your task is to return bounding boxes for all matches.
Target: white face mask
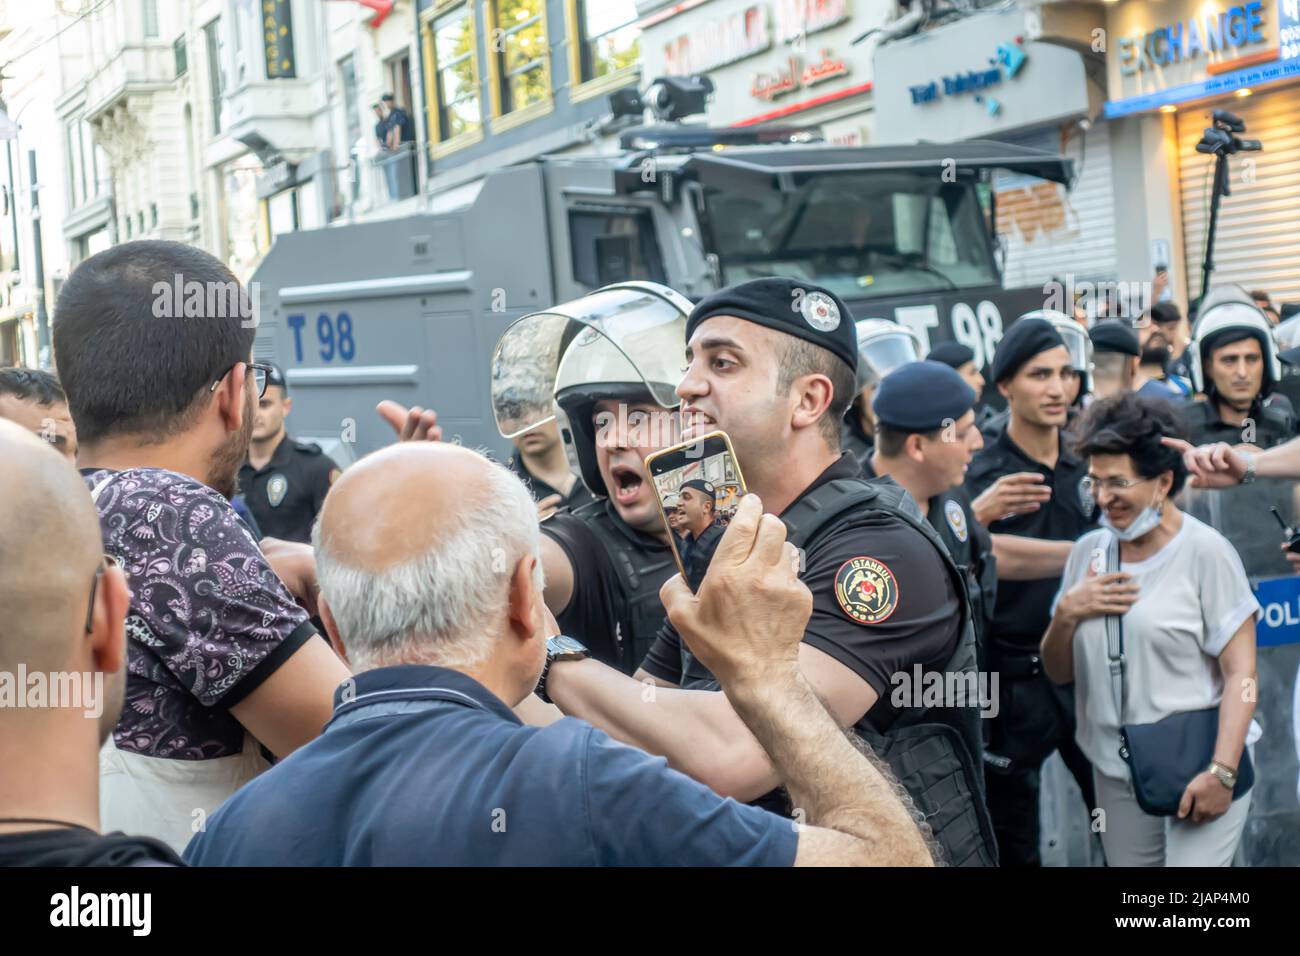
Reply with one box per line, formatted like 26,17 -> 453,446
1101,496 -> 1164,542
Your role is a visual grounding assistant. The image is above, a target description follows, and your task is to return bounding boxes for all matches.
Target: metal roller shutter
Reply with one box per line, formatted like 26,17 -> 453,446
992,123 -> 1118,289
1178,84 -> 1300,304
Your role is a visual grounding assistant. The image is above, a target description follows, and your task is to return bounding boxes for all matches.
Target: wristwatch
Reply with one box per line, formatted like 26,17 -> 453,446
536,635 -> 589,704
1239,450 -> 1257,485
1208,761 -> 1238,790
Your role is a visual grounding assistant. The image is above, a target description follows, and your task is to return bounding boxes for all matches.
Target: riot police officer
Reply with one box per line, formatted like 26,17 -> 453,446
543,278 -> 997,866
490,282 -> 690,673
239,364 -> 340,543
1180,285 -> 1296,578
964,317 -> 1098,866
842,319 -> 922,465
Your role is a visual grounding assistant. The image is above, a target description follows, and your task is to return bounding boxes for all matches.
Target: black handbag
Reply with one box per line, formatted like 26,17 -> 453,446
1103,535 -> 1253,817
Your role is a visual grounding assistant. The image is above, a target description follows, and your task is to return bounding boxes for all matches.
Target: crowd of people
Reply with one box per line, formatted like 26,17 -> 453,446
0,238 -> 1290,868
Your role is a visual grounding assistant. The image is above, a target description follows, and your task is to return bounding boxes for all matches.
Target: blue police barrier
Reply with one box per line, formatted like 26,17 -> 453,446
1252,575 -> 1300,647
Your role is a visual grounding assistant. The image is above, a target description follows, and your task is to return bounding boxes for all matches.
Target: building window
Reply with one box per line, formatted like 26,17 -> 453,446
488,0 -> 550,116
425,3 -> 481,143
175,35 -> 188,77
205,19 -> 228,134
575,0 -> 639,84
142,0 -> 159,38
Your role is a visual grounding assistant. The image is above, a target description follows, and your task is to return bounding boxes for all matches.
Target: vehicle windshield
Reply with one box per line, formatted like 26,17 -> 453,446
702,171 -> 999,300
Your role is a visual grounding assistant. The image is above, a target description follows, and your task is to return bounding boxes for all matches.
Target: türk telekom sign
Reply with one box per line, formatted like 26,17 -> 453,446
662,0 -> 850,75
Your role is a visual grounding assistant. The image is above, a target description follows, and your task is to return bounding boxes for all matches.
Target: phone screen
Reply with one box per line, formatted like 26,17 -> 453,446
644,431 -> 748,592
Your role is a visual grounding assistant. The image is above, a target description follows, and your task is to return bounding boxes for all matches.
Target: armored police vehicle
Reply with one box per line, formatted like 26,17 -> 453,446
250,123 -> 1071,462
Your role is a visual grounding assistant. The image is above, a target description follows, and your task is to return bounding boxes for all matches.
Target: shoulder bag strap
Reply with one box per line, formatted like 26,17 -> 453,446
1103,532 -> 1128,747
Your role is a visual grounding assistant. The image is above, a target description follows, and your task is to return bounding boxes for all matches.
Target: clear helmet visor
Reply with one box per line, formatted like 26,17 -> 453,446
861,334 -> 921,378
1056,324 -> 1091,372
491,282 -> 690,439
1019,310 -> 1091,371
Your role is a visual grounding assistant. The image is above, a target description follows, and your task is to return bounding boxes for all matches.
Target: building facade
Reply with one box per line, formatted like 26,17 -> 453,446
635,0 -> 889,144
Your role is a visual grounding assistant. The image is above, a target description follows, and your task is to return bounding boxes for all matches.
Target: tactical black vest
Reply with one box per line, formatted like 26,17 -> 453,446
1181,397 -> 1295,448
781,477 -> 999,867
568,498 -> 679,674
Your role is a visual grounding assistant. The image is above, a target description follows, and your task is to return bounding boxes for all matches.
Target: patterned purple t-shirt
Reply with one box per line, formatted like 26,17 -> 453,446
83,467 -> 315,760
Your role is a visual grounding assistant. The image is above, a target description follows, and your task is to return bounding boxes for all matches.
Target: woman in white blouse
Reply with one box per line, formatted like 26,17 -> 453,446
1042,392 -> 1258,867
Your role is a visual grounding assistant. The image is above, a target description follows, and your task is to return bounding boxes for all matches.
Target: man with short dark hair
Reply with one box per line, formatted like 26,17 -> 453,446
0,366 -> 77,459
0,420 -> 180,866
543,277 -> 996,866
52,240 -> 350,853
239,364 -> 340,543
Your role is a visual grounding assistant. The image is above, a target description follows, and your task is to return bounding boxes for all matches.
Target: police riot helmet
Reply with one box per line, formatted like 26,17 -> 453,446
491,281 -> 690,498
1190,284 -> 1280,396
1018,309 -> 1093,399
853,319 -> 923,392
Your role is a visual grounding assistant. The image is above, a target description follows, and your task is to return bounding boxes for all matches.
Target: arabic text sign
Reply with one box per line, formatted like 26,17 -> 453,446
751,48 -> 850,101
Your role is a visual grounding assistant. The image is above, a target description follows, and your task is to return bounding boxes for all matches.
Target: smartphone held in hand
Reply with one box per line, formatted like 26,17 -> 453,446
644,431 -> 748,591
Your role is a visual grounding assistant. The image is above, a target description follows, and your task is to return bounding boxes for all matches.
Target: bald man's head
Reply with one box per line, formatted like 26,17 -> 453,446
0,420 -> 105,673
313,443 -> 544,678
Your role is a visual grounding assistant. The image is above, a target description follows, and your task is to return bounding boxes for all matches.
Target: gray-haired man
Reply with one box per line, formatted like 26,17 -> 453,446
184,442 -> 935,866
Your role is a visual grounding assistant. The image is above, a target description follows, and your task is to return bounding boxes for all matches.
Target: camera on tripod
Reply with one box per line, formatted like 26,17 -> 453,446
1196,110 -> 1262,155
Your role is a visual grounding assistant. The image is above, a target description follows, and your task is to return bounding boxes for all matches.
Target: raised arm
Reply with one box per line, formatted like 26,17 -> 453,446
991,534 -> 1073,580
661,494 -> 932,866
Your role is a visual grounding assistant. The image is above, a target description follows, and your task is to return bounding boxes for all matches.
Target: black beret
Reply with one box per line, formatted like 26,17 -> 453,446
1088,321 -> 1140,357
873,361 -> 976,431
991,318 -> 1067,383
680,478 -> 717,502
686,278 -> 858,376
925,341 -> 976,370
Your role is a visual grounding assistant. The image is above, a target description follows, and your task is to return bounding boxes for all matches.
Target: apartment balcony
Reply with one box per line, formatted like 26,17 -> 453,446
217,76 -> 322,163
83,41 -> 177,123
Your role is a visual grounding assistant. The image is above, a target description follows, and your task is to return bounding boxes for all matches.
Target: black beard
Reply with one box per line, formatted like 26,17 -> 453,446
1140,347 -> 1169,369
209,392 -> 255,499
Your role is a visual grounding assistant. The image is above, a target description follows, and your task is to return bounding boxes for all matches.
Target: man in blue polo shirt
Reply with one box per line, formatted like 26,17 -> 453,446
183,442 -> 934,867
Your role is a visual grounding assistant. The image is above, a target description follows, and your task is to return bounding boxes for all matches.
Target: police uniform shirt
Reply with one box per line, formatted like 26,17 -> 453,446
861,460 -> 996,650
683,518 -> 725,591
507,455 -> 592,510
541,500 -> 675,673
964,429 -> 1097,647
238,435 -> 339,543
640,453 -> 962,732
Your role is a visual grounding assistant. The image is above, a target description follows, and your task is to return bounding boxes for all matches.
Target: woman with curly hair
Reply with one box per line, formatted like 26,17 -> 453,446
1041,392 -> 1259,866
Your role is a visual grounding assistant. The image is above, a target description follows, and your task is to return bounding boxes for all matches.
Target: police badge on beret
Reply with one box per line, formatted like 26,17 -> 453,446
267,474 -> 288,508
945,499 -> 969,543
800,291 -> 841,332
